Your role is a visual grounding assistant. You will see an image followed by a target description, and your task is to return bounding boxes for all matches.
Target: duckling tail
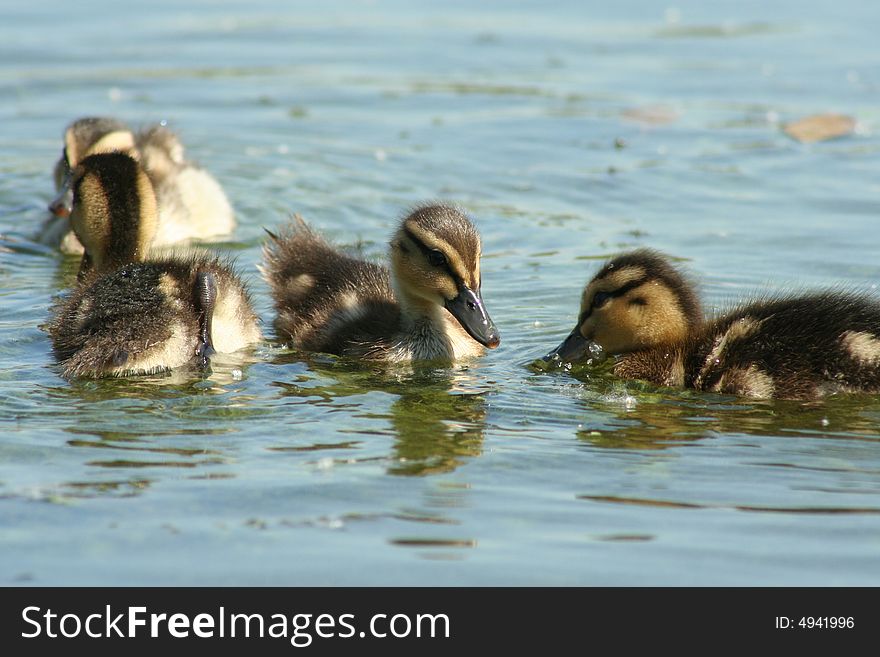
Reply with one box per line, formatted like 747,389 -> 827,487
264,214 -> 310,242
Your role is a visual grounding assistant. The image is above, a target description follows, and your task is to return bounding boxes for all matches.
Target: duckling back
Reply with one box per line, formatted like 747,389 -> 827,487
262,218 -> 401,357
650,292 -> 880,399
48,253 -> 261,378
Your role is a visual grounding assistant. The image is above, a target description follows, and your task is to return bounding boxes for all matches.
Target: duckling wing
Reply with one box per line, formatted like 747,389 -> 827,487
262,222 -> 400,357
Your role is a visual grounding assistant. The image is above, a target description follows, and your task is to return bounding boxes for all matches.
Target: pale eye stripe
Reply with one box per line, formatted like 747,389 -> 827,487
403,225 -> 472,287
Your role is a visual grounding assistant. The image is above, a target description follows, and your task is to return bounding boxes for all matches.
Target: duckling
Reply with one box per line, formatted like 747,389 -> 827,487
262,204 -> 500,362
46,152 -> 261,378
545,248 -> 880,400
42,116 -> 235,254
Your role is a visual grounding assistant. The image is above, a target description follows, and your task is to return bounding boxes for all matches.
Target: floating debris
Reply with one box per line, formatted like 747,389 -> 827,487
783,113 -> 856,143
621,105 -> 679,126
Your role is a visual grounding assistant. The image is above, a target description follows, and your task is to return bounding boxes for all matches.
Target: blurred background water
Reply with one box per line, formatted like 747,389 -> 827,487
1,0 -> 879,585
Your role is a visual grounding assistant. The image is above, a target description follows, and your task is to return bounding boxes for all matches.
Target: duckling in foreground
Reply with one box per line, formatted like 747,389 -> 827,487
43,116 -> 235,253
46,152 -> 260,378
262,205 -> 500,362
545,249 -> 880,400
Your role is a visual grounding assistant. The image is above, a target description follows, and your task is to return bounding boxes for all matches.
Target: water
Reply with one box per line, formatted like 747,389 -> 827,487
2,0 -> 879,585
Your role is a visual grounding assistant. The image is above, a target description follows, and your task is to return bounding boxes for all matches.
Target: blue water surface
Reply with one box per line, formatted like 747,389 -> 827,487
1,0 -> 879,585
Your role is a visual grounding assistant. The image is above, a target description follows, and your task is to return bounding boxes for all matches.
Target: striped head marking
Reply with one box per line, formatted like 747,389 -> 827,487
393,204 -> 482,295
69,152 -> 158,276
574,250 -> 700,354
390,204 -> 499,348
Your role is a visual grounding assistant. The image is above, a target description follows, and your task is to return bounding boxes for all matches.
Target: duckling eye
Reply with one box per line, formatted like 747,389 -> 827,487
592,291 -> 612,309
427,250 -> 447,267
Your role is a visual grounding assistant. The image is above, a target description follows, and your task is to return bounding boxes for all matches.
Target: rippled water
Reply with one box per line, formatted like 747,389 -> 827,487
2,0 -> 879,585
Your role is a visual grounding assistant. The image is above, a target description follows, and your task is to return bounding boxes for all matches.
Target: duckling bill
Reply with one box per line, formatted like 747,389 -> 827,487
263,204 -> 500,362
47,152 -> 261,378
546,249 -> 880,400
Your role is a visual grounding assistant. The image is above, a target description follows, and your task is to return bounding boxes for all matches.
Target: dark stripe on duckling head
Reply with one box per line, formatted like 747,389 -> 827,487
578,275 -> 651,325
75,153 -> 146,268
402,225 -> 460,283
590,249 -> 702,327
403,205 -> 481,288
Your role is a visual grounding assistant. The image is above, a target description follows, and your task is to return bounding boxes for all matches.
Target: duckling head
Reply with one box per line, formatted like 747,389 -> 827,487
50,117 -> 137,218
545,249 -> 701,363
390,204 -> 500,349
68,151 -> 158,277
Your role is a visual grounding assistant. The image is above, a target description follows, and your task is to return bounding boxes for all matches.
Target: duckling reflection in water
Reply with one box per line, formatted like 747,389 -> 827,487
42,116 -> 234,254
269,359 -> 487,476
545,249 -> 880,401
46,152 -> 261,378
262,204 -> 500,363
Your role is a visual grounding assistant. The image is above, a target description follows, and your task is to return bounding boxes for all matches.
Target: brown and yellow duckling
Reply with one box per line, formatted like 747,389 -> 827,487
545,248 -> 880,400
262,204 -> 500,362
43,116 -> 235,253
46,152 -> 260,378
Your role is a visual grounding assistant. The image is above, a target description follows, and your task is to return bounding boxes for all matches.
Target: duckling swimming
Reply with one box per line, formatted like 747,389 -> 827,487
545,248 -> 880,400
42,116 -> 235,254
262,205 -> 500,362
46,152 -> 260,378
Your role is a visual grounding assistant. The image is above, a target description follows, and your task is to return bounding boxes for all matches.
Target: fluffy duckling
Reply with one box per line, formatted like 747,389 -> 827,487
262,205 -> 500,362
43,116 -> 235,254
545,249 -> 880,400
46,152 -> 260,378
